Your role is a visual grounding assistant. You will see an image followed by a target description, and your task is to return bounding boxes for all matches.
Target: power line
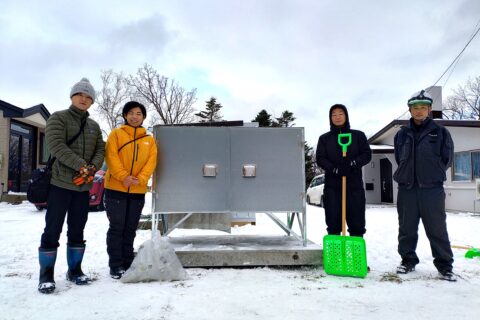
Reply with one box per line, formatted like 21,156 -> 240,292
431,18 -> 480,88
442,18 -> 480,89
395,17 -> 480,120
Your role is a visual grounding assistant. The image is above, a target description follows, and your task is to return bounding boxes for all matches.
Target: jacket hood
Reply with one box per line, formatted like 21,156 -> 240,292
329,104 -> 350,131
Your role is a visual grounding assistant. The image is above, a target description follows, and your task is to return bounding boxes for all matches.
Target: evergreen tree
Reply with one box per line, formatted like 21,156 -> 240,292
252,109 -> 273,127
305,142 -> 318,189
195,97 -> 223,122
275,110 -> 296,127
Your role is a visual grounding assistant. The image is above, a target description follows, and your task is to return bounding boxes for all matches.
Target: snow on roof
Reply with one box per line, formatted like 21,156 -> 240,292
369,144 -> 394,150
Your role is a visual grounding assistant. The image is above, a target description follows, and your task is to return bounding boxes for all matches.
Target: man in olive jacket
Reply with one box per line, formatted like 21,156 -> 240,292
393,89 -> 456,282
38,78 -> 105,294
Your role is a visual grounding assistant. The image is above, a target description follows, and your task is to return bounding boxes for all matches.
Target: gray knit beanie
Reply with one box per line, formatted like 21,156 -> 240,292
70,78 -> 96,102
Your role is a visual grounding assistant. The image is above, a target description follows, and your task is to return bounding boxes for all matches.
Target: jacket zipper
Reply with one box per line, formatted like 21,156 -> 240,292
82,120 -> 86,160
128,127 -> 137,193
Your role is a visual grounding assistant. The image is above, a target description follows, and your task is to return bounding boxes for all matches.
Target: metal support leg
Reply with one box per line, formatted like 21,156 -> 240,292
287,212 -> 295,233
163,213 -> 194,236
265,212 -> 302,242
302,210 -> 307,246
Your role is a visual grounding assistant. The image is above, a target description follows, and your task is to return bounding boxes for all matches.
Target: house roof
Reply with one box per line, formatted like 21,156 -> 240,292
0,100 -> 50,121
368,119 -> 480,144
370,144 -> 395,154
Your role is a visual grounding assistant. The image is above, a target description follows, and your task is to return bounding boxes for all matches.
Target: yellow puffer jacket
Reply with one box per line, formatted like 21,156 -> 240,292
104,125 -> 157,194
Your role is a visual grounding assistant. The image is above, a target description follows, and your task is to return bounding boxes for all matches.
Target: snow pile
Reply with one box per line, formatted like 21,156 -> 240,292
121,231 -> 187,283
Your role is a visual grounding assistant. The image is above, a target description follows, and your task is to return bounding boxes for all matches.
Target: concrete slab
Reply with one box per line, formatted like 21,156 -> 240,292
167,235 -> 323,267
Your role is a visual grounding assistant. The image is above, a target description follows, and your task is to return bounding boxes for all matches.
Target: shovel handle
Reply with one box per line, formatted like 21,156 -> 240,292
342,176 -> 346,236
337,133 -> 351,236
451,245 -> 472,250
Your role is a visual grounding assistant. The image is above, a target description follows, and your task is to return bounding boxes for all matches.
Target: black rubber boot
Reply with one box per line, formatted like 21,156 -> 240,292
66,244 -> 91,285
38,248 -> 57,294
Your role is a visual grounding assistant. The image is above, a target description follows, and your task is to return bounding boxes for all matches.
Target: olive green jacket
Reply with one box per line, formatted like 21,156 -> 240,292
46,105 -> 105,191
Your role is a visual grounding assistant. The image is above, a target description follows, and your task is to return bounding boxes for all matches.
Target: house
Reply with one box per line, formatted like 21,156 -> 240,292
364,86 -> 480,213
0,100 -> 50,195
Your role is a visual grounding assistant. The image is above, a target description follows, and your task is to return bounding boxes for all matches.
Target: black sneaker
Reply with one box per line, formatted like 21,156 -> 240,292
110,267 -> 126,279
438,270 -> 457,282
396,263 -> 415,274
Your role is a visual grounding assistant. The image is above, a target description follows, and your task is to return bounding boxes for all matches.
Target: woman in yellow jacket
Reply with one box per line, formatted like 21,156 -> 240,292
104,101 -> 157,279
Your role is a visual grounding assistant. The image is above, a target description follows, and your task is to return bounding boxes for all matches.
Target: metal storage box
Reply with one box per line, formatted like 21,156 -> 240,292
153,126 -> 305,214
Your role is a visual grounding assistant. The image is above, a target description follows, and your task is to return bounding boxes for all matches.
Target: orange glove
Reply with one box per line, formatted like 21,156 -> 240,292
86,164 -> 96,183
73,173 -> 86,185
72,166 -> 90,186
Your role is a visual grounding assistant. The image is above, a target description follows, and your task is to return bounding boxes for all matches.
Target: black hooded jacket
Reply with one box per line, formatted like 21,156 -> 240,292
316,104 -> 372,189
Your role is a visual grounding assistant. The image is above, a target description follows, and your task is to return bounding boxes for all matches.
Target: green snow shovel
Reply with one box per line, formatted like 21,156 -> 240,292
323,133 -> 368,278
451,245 -> 480,259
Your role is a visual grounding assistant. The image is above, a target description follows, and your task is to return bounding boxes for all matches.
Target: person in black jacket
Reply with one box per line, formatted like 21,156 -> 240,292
316,104 -> 372,237
393,90 -> 456,281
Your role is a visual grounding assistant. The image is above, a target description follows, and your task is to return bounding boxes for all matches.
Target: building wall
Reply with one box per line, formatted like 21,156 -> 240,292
367,124 -> 480,213
443,126 -> 479,212
364,154 -> 398,204
0,111 -> 10,193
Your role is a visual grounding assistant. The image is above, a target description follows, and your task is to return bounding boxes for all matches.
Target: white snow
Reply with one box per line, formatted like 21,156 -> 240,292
0,198 -> 479,320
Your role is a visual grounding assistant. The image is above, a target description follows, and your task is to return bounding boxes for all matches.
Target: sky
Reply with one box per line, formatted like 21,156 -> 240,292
1,0 -> 479,147
1,199 -> 479,319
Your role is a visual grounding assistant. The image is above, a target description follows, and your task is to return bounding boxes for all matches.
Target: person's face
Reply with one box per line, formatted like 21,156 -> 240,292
409,103 -> 431,124
125,107 -> 145,127
71,93 -> 93,111
331,108 -> 346,127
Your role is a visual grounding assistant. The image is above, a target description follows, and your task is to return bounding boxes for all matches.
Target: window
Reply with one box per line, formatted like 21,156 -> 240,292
452,150 -> 480,181
39,132 -> 50,164
472,151 -> 480,179
453,152 -> 471,181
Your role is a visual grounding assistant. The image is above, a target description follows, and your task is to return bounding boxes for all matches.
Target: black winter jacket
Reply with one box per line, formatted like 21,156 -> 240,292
316,105 -> 372,189
393,118 -> 453,189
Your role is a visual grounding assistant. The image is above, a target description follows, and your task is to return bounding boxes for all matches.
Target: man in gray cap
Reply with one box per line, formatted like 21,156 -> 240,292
393,89 -> 456,281
37,78 -> 105,294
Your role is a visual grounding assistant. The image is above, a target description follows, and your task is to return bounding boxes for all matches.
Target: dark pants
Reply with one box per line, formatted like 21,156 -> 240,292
323,186 -> 366,236
105,196 -> 145,269
397,186 -> 454,272
40,185 -> 90,249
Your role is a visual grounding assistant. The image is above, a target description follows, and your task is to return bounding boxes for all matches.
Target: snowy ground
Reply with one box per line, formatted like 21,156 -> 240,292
0,198 -> 479,320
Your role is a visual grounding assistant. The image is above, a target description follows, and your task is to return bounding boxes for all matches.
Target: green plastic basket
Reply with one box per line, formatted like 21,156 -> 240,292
323,235 -> 368,278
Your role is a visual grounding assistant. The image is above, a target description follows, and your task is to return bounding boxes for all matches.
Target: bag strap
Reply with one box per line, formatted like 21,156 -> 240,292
67,119 -> 87,146
47,119 -> 87,169
117,134 -> 149,153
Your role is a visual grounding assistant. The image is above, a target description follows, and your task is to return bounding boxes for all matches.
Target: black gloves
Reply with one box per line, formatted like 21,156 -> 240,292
333,158 -> 357,176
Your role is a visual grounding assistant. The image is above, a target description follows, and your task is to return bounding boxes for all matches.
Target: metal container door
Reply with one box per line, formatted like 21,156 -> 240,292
229,127 -> 305,212
153,127 -> 229,213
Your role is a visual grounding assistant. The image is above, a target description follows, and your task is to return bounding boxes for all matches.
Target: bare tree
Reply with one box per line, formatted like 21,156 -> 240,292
94,70 -> 128,134
127,64 -> 197,125
443,76 -> 480,120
